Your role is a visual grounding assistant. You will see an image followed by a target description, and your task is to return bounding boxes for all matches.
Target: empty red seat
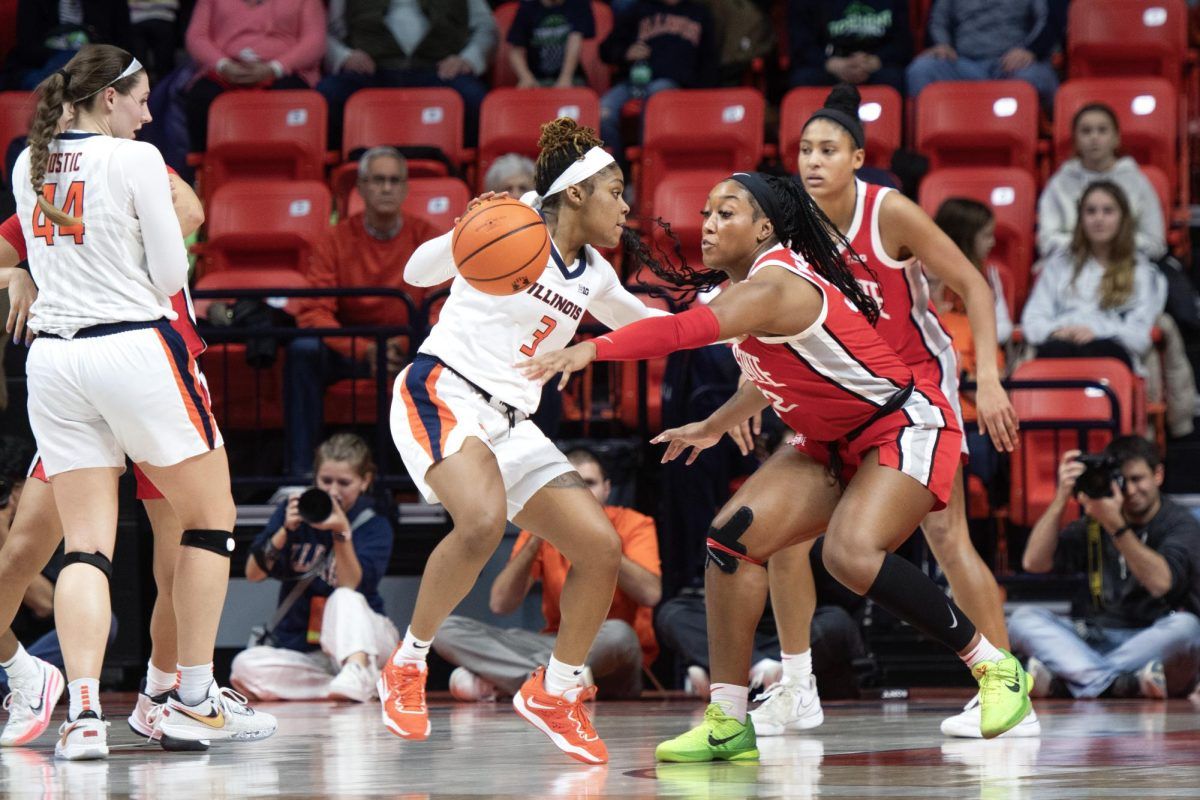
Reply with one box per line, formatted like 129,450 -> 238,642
918,167 -> 1037,313
649,170 -> 730,269
779,85 -> 902,171
194,90 -> 327,204
0,91 -> 33,184
637,88 -> 764,220
346,176 -> 471,234
477,87 -> 601,191
1068,0 -> 1188,87
915,81 -> 1039,172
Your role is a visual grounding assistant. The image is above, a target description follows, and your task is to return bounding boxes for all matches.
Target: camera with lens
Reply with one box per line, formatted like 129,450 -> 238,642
1073,453 -> 1124,499
297,488 -> 334,524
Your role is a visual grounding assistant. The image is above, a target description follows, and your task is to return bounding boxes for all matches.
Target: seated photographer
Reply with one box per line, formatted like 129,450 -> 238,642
231,434 -> 397,703
1011,437 -> 1200,698
433,448 -> 660,700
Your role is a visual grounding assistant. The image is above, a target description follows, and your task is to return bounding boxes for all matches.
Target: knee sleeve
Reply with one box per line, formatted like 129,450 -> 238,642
62,551 -> 113,580
705,506 -> 763,574
181,529 -> 235,558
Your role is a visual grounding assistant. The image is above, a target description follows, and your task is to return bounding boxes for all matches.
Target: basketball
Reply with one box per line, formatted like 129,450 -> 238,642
451,198 -> 550,296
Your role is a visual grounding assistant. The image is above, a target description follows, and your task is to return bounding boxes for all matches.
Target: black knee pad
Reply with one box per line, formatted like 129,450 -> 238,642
63,551 -> 113,580
705,506 -> 762,574
181,529 -> 235,558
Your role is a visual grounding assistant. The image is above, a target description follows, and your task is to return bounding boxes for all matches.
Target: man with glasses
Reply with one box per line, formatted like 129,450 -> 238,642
287,147 -> 441,475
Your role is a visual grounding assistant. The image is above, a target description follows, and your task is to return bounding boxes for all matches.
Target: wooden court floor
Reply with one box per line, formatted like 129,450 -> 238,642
1,693 -> 1198,798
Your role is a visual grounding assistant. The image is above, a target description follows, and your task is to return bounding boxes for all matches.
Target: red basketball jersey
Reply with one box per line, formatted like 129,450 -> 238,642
731,246 -> 947,442
842,179 -> 953,365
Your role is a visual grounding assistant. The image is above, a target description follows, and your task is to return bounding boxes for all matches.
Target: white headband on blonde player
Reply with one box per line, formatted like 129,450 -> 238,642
522,146 -> 616,210
75,57 -> 144,100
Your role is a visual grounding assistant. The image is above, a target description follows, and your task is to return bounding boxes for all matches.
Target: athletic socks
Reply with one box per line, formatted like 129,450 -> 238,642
710,683 -> 749,722
781,650 -> 813,684
394,627 -> 432,664
0,644 -> 39,688
544,655 -> 585,696
960,637 -> 1005,670
866,552 -> 977,652
177,663 -> 214,706
67,678 -> 100,721
145,661 -> 177,697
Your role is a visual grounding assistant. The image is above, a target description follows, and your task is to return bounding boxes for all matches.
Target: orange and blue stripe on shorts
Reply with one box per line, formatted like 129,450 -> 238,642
401,358 -> 457,462
154,322 -> 217,450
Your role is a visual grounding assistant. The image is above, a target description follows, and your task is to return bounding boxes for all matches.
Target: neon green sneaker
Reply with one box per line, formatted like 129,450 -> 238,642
655,704 -> 759,763
972,650 -> 1032,739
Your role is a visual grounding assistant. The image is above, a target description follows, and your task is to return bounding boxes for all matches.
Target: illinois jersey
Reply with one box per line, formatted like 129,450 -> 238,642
11,132 -> 188,336
844,179 -> 954,365
404,230 -> 663,414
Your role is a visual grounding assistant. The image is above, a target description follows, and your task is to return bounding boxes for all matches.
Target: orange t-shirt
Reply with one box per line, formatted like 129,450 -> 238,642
512,506 -> 661,666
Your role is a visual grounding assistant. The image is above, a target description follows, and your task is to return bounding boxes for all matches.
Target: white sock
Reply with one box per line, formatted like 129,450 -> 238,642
145,662 -> 177,696
0,643 -> 39,687
177,663 -> 214,706
961,637 -> 1005,670
710,683 -> 749,722
67,678 -> 100,720
544,656 -> 585,696
781,650 -> 812,683
393,628 -> 432,664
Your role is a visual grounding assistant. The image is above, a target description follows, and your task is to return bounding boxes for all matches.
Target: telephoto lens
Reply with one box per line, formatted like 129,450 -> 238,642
297,488 -> 334,524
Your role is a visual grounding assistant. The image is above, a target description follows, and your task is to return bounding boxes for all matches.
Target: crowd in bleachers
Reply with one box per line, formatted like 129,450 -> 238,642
1,0 -> 1199,699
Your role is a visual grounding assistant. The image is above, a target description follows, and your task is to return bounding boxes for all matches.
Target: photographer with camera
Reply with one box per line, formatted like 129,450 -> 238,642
230,434 -> 397,703
1012,436 -> 1200,698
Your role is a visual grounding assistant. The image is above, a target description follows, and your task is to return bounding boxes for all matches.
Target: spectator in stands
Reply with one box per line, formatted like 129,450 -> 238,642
128,1 -> 181,82
787,0 -> 911,95
483,153 -> 537,198
286,148 -> 440,476
1012,438 -> 1200,698
507,0 -> 596,88
1038,104 -> 1167,262
232,434 -> 396,703
434,448 -> 660,700
1021,181 -> 1165,372
905,0 -> 1059,112
933,198 -> 1013,348
183,0 -> 326,151
3,0 -> 131,89
598,0 -> 719,165
320,0 -> 497,148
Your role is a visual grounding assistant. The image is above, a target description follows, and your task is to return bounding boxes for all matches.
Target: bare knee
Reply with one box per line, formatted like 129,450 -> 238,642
820,533 -> 880,596
450,507 -> 507,559
566,524 -> 621,577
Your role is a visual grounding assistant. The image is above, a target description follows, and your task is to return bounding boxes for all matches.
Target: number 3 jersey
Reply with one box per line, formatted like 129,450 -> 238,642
11,133 -> 189,337
404,229 -> 664,415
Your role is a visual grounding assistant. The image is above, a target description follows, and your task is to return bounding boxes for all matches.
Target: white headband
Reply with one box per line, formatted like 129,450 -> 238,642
525,146 -> 616,210
77,57 -> 144,100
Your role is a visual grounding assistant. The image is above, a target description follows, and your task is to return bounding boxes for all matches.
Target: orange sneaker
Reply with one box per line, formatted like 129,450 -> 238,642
512,667 -> 607,764
377,660 -> 430,741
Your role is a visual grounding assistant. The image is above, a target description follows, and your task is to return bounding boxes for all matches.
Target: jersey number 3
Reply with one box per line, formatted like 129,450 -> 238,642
32,181 -> 85,246
519,315 -> 557,357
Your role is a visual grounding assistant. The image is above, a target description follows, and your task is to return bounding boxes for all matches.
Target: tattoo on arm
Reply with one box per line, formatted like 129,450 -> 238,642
543,471 -> 587,490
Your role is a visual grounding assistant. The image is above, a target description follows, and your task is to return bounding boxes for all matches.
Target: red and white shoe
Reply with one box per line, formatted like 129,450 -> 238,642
377,660 -> 430,740
54,711 -> 109,761
1,657 -> 64,746
512,667 -> 607,765
127,680 -> 171,741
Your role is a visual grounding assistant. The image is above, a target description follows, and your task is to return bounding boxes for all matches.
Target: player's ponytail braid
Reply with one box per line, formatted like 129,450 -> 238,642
28,71 -> 72,227
534,117 -> 605,218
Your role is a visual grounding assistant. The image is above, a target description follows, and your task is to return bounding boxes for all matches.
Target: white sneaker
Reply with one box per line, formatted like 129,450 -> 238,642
127,681 -> 171,741
940,693 -> 1041,738
748,658 -> 783,692
749,674 -> 823,735
1,657 -> 64,746
328,662 -> 377,703
1026,657 -> 1053,698
684,666 -> 710,699
54,711 -> 109,760
158,684 -> 277,749
448,667 -> 498,702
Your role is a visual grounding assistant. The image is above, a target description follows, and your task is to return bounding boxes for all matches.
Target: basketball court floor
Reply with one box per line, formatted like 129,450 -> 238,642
1,694 -> 1197,797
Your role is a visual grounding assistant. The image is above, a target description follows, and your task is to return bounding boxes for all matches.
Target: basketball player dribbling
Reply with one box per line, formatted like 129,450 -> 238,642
520,172 -> 1033,761
11,44 -> 271,759
379,118 -> 666,764
750,84 -> 1036,739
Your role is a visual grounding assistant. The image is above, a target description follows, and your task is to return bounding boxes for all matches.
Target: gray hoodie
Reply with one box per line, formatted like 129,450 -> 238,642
1037,157 -> 1166,261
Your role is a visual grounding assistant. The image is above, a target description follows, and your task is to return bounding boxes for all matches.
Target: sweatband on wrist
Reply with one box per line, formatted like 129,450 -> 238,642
592,305 -> 721,361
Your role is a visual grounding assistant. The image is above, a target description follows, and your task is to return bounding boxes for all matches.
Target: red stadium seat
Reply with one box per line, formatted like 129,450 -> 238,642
477,87 -> 600,191
649,170 -> 730,269
1054,78 -> 1180,198
918,167 -> 1037,313
1007,358 -> 1142,526
194,90 -> 327,204
492,2 -> 613,93
491,2 -> 520,88
915,81 -> 1039,172
200,180 -> 331,284
637,88 -> 765,220
1067,0 -> 1188,87
324,377 -> 397,426
0,91 -> 33,184
347,176 -> 471,233
0,0 -> 17,65
779,85 -> 902,172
